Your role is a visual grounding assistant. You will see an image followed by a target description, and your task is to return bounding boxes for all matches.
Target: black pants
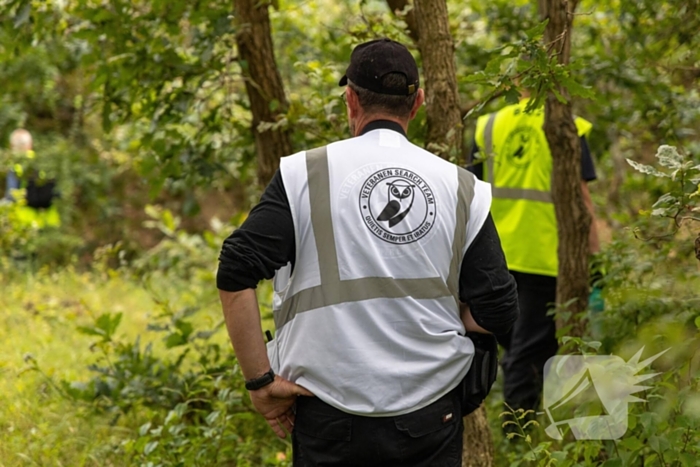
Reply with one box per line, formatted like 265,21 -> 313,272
496,271 -> 558,412
292,389 -> 463,467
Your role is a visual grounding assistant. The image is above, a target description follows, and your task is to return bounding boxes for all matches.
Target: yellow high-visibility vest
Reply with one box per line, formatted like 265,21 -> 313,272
14,204 -> 61,229
474,99 -> 592,277
7,151 -> 61,229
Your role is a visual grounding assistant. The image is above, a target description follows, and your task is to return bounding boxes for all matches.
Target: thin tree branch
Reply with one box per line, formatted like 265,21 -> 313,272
385,0 -> 420,43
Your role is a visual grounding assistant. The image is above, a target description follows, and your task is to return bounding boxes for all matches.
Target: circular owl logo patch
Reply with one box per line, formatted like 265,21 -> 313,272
359,168 -> 436,244
501,125 -> 543,168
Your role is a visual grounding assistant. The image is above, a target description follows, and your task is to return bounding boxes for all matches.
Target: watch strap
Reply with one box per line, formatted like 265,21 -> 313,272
245,368 -> 275,391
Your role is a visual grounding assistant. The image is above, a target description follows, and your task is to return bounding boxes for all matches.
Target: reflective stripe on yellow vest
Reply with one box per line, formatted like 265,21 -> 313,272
476,100 -> 592,277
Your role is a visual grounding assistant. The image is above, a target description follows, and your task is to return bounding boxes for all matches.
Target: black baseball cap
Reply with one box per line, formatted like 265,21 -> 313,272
339,39 -> 419,96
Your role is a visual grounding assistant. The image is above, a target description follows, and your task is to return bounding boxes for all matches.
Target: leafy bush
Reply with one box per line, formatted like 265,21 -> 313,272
491,145 -> 700,467
41,212 -> 288,466
63,299 -> 288,464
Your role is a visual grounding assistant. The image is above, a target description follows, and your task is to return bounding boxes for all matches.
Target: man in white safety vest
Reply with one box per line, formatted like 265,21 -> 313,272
218,38 -> 519,466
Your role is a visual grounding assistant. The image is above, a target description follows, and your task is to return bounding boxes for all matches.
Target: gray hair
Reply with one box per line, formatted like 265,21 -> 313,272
348,74 -> 418,118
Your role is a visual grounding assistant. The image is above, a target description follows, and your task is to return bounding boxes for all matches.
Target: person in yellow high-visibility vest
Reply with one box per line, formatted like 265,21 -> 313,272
4,129 -> 60,229
468,97 -> 600,417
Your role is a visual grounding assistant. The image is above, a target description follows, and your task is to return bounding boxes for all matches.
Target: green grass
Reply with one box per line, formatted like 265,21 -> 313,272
0,264 -> 277,467
0,268 -> 164,466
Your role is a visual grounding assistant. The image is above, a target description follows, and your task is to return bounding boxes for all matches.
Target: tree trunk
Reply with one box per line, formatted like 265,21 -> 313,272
540,0 -> 590,337
409,1 -> 494,463
413,0 -> 463,161
461,405 -> 494,467
234,0 -> 293,186
385,0 -> 420,44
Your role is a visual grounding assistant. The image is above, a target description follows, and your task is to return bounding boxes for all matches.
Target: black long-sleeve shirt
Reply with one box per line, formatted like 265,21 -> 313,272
218,125 -> 519,335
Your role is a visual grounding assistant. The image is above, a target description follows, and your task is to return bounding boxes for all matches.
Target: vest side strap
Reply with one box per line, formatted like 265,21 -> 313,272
446,167 -> 475,306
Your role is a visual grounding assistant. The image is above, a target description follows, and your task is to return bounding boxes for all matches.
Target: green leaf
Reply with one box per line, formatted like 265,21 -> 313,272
77,313 -> 123,341
463,72 -> 487,83
13,2 -> 31,28
655,145 -> 683,169
618,436 -> 644,452
560,75 -> 596,100
75,326 -> 105,337
585,340 -> 602,350
165,333 -> 187,348
680,453 -> 696,467
165,408 -> 182,425
205,410 -> 221,426
504,87 -> 521,105
139,422 -> 152,437
652,193 -> 678,208
524,19 -> 549,39
551,87 -> 567,104
626,158 -> 669,178
174,320 -> 194,340
485,56 -> 506,76
144,441 -> 159,455
162,209 -> 176,232
95,313 -> 123,340
601,460 -> 622,467
650,208 -> 668,216
649,435 -> 671,453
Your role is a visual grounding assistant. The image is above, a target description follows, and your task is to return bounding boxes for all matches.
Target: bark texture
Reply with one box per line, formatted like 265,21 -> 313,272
540,0 -> 590,337
389,2 -> 493,461
461,405 -> 495,467
413,0 -> 463,160
234,0 -> 292,186
385,0 -> 420,43
409,1 -> 494,462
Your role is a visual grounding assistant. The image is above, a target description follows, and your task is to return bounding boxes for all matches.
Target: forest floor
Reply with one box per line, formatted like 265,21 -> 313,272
0,266 -> 281,466
0,271 -> 154,466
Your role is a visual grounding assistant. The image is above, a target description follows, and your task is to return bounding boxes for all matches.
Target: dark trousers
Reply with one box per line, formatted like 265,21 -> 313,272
496,271 -> 558,412
292,389 -> 463,467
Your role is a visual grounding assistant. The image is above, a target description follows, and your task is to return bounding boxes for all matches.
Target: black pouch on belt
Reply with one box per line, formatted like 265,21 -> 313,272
459,332 -> 498,417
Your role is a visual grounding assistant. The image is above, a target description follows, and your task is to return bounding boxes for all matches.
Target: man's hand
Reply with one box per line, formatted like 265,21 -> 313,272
249,376 -> 314,438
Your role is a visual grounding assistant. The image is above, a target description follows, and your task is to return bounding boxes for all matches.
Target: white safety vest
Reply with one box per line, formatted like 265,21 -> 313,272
268,128 -> 492,416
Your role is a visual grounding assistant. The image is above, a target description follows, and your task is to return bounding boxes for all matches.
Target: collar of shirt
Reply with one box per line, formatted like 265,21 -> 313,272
358,120 -> 407,138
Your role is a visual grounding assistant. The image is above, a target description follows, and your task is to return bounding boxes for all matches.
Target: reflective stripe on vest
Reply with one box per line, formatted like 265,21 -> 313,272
484,112 -> 553,204
274,146 -> 475,330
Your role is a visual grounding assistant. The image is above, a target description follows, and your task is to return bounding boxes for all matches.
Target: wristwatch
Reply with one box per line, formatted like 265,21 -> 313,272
245,368 -> 275,391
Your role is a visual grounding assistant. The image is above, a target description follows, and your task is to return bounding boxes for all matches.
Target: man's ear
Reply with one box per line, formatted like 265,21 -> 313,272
409,89 -> 425,120
346,86 -> 360,119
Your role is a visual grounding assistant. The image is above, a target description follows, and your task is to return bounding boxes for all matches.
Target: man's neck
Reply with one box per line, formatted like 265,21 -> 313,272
352,113 -> 409,137
358,120 -> 407,137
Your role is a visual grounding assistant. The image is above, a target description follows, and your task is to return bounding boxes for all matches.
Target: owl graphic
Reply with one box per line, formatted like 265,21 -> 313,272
377,180 -> 415,227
